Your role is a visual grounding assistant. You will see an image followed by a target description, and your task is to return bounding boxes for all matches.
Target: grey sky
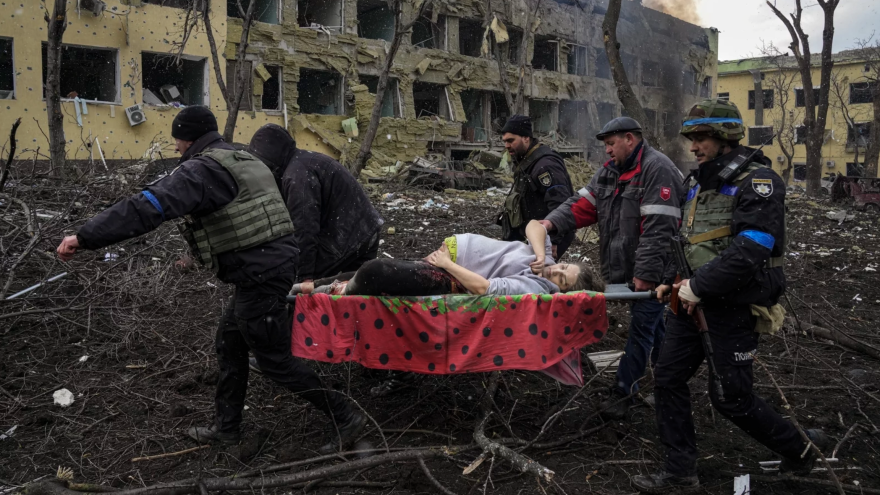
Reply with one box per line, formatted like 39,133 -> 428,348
694,0 -> 880,61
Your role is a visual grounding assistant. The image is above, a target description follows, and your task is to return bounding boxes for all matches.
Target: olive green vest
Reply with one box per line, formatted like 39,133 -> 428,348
179,149 -> 294,271
681,162 -> 785,271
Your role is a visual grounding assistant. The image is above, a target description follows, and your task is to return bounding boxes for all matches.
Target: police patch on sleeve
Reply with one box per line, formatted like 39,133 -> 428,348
752,178 -> 773,197
538,172 -> 552,187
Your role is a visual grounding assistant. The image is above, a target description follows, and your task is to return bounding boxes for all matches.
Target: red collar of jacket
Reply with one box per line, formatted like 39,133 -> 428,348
602,145 -> 645,183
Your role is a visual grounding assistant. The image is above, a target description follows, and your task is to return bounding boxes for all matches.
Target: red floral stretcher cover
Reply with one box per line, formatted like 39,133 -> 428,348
291,292 -> 609,386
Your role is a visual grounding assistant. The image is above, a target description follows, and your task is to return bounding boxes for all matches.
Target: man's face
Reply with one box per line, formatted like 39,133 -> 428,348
502,133 -> 531,158
603,133 -> 637,165
542,264 -> 581,292
689,134 -> 725,164
175,138 -> 194,155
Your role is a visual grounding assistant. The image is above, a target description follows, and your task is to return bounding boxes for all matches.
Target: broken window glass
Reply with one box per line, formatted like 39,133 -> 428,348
413,81 -> 449,119
699,77 -> 712,98
41,43 -> 118,103
0,38 -> 13,99
748,126 -> 774,146
297,0 -> 343,32
228,0 -> 279,24
460,89 -> 487,142
795,87 -> 819,107
846,122 -> 871,150
506,28 -> 523,64
361,75 -> 400,118
681,67 -> 697,95
748,89 -> 774,109
142,0 -> 194,8
717,92 -> 730,100
849,82 -> 877,105
529,99 -> 555,134
596,102 -> 616,126
794,164 -> 806,181
641,60 -> 660,87
559,100 -> 588,143
261,65 -> 282,111
533,36 -> 558,72
594,48 -> 611,79
567,45 -> 587,76
459,19 -> 483,58
490,92 -> 510,134
412,10 -> 445,50
142,53 -> 207,107
358,0 -> 395,42
795,125 -> 807,145
225,60 -> 253,111
846,162 -> 865,177
622,53 -> 638,81
298,69 -> 342,115
644,108 -> 657,128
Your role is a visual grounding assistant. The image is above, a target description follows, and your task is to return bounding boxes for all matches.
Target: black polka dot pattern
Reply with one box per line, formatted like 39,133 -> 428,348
541,331 -> 548,339
360,303 -> 366,310
553,311 -> 559,318
326,350 -> 334,358
453,327 -> 460,334
557,346 -> 563,354
343,312 -> 350,319
365,344 -> 370,350
405,351 -> 412,360
529,324 -> 538,335
419,332 -> 429,343
345,348 -> 351,356
374,319 -> 384,329
593,329 -> 604,338
541,355 -> 547,363
321,314 -> 330,326
428,363 -> 435,371
482,327 -> 491,337
434,343 -> 442,351
566,300 -> 574,307
518,349 -> 526,358
379,353 -> 389,365
493,355 -> 503,366
470,317 -> 477,323
395,328 -> 404,337
584,308 -> 593,315
296,313 -> 306,323
450,364 -> 456,371
304,336 -> 313,346
504,328 -> 513,337
564,326 -> 571,335
461,345 -> 469,355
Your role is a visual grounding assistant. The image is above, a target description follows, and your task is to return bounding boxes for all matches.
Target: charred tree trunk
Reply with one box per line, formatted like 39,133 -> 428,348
602,0 -> 661,151
350,0 -> 432,178
865,84 -> 880,177
44,0 -> 68,176
202,0 -> 230,106
222,0 -> 257,143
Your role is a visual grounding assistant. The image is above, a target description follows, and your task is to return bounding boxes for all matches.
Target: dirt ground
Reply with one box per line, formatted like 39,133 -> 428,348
1,169 -> 879,495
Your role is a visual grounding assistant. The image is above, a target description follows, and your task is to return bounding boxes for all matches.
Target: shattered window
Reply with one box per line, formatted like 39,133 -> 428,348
846,122 -> 871,150
793,164 -> 806,181
681,67 -> 697,95
567,45 -> 587,76
596,102 -> 616,126
795,125 -> 807,145
0,38 -> 13,99
622,53 -> 638,81
143,0 -> 193,8
41,43 -> 118,103
228,0 -> 279,24
849,82 -> 877,104
361,75 -> 400,118
699,77 -> 712,98
490,92 -> 511,133
529,100 -> 556,134
641,60 -> 660,87
594,48 -> 611,79
142,52 -> 207,107
261,65 -> 282,111
412,11 -> 445,50
459,19 -> 483,58
358,0 -> 395,42
559,100 -> 589,143
297,0 -> 343,32
412,81 -> 449,119
506,28 -> 523,65
748,89 -> 774,109
748,126 -> 774,146
298,69 -> 342,115
795,87 -> 819,107
225,60 -> 253,111
846,162 -> 865,177
460,89 -> 487,142
644,108 -> 657,128
533,36 -> 558,72
717,92 -> 730,100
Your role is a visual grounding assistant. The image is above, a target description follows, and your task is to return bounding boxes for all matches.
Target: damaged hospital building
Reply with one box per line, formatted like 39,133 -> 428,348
0,0 -> 717,172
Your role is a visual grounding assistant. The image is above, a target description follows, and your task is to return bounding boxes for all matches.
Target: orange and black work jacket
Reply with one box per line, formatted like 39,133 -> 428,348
545,141 -> 684,285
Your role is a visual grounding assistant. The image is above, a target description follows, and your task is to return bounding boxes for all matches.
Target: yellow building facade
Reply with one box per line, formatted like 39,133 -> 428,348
718,50 -> 877,180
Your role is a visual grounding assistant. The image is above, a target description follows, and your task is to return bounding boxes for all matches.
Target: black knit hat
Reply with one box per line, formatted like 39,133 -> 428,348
171,106 -> 218,141
500,115 -> 533,138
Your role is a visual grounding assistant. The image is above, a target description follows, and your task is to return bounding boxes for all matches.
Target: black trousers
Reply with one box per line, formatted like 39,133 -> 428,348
314,259 -> 456,296
214,270 -> 352,432
654,306 -> 806,476
304,232 -> 381,283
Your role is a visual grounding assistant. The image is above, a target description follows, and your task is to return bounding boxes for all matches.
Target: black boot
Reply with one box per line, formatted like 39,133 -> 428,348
598,388 -> 631,421
779,429 -> 831,476
631,470 -> 699,493
318,412 -> 367,454
248,356 -> 263,374
186,424 -> 240,445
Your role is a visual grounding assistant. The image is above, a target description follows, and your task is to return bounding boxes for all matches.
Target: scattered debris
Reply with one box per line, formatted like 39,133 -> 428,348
825,210 -> 855,224
52,389 -> 75,407
0,425 -> 17,441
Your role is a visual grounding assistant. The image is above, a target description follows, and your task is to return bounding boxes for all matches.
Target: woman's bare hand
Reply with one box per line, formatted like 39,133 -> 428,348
426,245 -> 453,268
530,255 -> 545,274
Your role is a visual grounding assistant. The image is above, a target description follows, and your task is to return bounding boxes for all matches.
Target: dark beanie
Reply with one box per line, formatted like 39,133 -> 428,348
171,106 -> 218,141
248,124 -> 297,174
500,115 -> 533,138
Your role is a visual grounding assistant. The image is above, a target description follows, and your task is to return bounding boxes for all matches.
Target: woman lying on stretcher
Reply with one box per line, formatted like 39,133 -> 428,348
297,220 -> 603,296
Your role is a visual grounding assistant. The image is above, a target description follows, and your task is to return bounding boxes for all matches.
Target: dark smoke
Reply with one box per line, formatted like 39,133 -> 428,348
642,0 -> 702,25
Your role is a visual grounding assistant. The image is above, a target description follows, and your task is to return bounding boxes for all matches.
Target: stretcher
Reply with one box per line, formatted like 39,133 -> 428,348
288,287 -> 655,386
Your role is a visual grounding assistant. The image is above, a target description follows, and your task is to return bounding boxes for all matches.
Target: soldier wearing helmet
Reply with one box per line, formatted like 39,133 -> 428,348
541,116 -> 684,421
632,99 -> 828,492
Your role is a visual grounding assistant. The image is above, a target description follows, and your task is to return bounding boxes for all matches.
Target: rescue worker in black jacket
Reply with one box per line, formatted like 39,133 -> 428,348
57,107 -> 365,454
631,99 -> 829,492
542,117 -> 684,420
497,115 -> 575,257
247,124 -> 383,293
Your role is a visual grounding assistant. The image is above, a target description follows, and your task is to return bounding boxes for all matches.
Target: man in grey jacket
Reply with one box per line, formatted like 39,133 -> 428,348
542,117 -> 684,419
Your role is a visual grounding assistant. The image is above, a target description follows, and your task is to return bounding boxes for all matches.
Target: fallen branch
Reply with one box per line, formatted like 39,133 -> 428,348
786,317 -> 880,361
732,472 -> 880,495
418,456 -> 458,495
131,445 -> 210,462
0,117 -> 21,193
831,422 -> 865,458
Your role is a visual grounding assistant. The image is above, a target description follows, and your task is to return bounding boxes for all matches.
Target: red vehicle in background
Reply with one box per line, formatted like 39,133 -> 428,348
828,173 -> 880,212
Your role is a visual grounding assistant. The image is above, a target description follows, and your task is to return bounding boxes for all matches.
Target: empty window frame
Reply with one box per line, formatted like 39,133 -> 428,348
641,60 -> 660,87
748,89 -> 774,109
490,92 -> 511,133
225,60 -> 254,111
358,0 -> 395,42
459,18 -> 483,58
297,0 -> 343,33
412,10 -> 446,49
596,102 -> 616,126
847,122 -> 871,150
795,125 -> 807,145
460,89 -> 487,142
298,69 -> 343,115
143,0 -> 193,8
228,0 -> 279,24
793,164 -> 806,181
506,28 -> 523,64
261,65 -> 282,111
622,53 -> 638,81
412,81 -> 451,119
681,67 -> 697,95
41,43 -> 118,103
795,87 -> 819,107
594,48 -> 611,79
559,100 -> 588,143
748,126 -> 774,146
717,92 -> 730,100
850,82 -> 878,104
142,52 -> 207,106
533,36 -> 558,72
529,99 -> 556,134
0,38 -> 14,99
567,44 -> 587,76
699,76 -> 712,98
846,162 -> 865,177
644,108 -> 657,128
361,75 -> 401,118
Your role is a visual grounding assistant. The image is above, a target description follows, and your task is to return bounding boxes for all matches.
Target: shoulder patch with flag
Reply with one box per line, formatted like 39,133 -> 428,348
660,186 -> 671,201
538,172 -> 552,187
752,178 -> 773,197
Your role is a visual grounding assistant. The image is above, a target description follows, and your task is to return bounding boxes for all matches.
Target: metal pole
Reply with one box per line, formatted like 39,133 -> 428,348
5,272 -> 69,300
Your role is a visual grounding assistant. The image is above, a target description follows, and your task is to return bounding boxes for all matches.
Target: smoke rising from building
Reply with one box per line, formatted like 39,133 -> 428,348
642,0 -> 702,25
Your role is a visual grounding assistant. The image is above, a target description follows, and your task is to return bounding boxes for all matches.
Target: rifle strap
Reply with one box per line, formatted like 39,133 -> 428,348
687,226 -> 731,244
686,184 -> 701,229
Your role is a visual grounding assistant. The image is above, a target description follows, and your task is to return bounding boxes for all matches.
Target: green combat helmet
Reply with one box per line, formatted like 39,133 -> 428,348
680,98 -> 745,141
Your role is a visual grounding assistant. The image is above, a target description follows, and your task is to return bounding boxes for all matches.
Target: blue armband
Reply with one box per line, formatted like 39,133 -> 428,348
738,230 -> 774,250
142,190 -> 165,221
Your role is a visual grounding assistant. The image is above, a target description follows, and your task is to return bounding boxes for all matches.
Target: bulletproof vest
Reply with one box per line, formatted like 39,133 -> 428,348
504,144 -> 554,228
681,162 -> 785,271
179,149 -> 294,271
